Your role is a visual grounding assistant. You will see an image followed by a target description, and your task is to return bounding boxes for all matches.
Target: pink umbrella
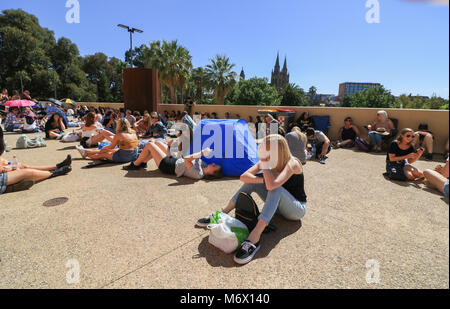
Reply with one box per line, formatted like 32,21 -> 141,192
2,100 -> 36,107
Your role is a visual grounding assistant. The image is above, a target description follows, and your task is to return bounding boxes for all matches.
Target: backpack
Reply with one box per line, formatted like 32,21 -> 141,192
25,116 -> 35,125
355,137 -> 371,152
234,192 -> 277,234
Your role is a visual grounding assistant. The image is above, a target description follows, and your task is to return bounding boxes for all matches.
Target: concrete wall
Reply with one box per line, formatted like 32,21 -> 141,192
80,102 -> 449,154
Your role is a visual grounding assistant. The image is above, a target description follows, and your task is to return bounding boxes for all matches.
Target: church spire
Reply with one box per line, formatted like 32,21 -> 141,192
240,67 -> 245,80
274,52 -> 280,73
282,56 -> 288,73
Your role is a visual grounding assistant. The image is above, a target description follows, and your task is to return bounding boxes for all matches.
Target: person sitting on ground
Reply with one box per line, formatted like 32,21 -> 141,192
1,89 -> 9,101
78,112 -> 112,148
4,107 -> 23,132
305,127 -> 331,164
225,112 -> 231,119
386,128 -> 424,181
133,111 -> 142,123
0,126 -> 72,194
142,112 -> 168,142
45,113 -> 66,140
294,111 -> 315,132
102,111 -> 117,134
265,114 -> 279,136
211,112 -> 218,120
11,90 -> 21,100
334,117 -> 360,148
412,123 -> 434,161
196,134 -> 307,265
134,112 -> 151,134
423,158 -> 449,198
286,127 -> 308,165
125,109 -> 136,128
367,110 -> 395,152
76,118 -> 139,163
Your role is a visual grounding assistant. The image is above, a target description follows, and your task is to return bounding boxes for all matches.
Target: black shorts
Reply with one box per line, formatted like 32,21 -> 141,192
158,157 -> 177,175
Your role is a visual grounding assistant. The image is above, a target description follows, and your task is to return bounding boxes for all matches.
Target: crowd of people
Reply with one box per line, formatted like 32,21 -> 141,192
1,97 -> 449,264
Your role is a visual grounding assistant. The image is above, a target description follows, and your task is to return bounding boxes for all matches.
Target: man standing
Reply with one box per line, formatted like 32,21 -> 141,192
184,97 -> 194,116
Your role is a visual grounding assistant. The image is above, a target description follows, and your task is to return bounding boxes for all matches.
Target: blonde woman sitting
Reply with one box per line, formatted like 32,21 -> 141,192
76,118 -> 139,163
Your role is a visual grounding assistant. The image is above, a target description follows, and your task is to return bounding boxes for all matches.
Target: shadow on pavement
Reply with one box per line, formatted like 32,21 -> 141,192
194,216 -> 302,268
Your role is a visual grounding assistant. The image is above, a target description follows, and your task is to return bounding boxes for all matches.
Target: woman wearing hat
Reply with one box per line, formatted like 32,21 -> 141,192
366,110 -> 394,152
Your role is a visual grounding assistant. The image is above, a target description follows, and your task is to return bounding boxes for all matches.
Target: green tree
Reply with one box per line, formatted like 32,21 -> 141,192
205,55 -> 237,105
349,86 -> 395,108
143,40 -> 192,104
226,78 -> 281,106
280,83 -> 309,106
308,86 -> 318,105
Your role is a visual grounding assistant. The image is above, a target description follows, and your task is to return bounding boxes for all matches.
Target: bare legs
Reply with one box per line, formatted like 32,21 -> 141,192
89,130 -> 115,145
7,169 -> 52,184
423,169 -> 447,194
403,165 -> 424,180
133,142 -> 168,167
84,149 -> 116,161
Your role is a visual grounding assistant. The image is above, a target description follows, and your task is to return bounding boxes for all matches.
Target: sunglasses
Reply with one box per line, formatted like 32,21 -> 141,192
151,117 -> 158,119
345,119 -> 352,122
405,134 -> 414,138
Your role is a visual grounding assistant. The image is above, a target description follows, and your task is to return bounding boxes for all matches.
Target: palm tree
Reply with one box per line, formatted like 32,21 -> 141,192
144,40 -> 192,104
308,86 -> 317,105
205,55 -> 237,105
191,67 -> 208,103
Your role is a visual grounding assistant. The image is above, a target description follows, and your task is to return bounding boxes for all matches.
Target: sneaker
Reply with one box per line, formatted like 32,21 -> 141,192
122,162 -> 144,171
5,179 -> 35,193
234,240 -> 261,265
196,213 -> 214,228
319,156 -> 327,164
56,133 -> 63,140
76,145 -> 87,159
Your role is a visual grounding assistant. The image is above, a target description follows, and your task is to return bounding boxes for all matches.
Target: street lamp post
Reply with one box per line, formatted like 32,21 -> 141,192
117,24 -> 143,68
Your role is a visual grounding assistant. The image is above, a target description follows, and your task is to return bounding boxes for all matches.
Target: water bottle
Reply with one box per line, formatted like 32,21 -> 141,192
12,156 -> 19,171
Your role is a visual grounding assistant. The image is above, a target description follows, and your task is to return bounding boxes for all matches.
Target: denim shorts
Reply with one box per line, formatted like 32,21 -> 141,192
0,172 -> 8,195
112,149 -> 138,163
444,180 -> 449,198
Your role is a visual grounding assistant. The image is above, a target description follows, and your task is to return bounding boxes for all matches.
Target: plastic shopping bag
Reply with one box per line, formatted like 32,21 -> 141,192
208,211 -> 249,254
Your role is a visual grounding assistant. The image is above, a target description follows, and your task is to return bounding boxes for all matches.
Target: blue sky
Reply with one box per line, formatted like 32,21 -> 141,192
2,0 -> 449,98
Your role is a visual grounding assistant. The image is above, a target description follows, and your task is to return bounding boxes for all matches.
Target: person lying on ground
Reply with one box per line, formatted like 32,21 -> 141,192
123,142 -> 223,180
333,117 -> 360,149
0,126 -> 71,194
76,118 -> 139,163
386,128 -> 424,181
423,158 -> 449,198
305,127 -> 331,165
196,134 -> 307,265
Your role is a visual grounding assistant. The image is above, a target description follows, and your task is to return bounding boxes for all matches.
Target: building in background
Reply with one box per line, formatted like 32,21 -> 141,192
271,52 -> 289,90
240,67 -> 245,81
338,82 -> 381,97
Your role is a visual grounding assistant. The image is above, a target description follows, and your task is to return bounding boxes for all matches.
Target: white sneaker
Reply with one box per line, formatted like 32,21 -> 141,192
76,145 -> 87,159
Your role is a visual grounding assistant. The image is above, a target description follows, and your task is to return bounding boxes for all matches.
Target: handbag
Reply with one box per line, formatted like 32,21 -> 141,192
208,211 -> 249,254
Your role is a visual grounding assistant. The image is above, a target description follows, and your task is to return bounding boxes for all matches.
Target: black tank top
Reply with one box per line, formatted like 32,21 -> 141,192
282,173 -> 307,202
341,127 -> 356,141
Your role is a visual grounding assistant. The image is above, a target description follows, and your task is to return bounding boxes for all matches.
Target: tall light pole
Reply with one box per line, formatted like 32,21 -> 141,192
117,24 -> 143,68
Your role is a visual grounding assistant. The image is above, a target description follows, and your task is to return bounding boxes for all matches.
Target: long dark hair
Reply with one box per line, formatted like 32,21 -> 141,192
0,125 -> 5,155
